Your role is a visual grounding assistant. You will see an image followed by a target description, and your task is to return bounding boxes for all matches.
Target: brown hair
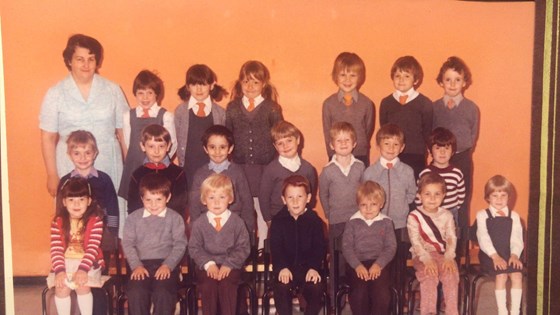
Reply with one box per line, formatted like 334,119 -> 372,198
484,175 -> 514,201
331,52 -> 366,90
329,121 -> 357,143
271,121 -> 301,143
428,127 -> 457,154
417,172 -> 447,195
390,56 -> 424,89
141,124 -> 171,145
66,130 -> 98,156
177,64 -> 228,102
436,56 -> 473,91
231,60 -> 279,103
375,123 -> 404,145
62,34 -> 103,71
139,173 -> 172,198
133,70 -> 165,104
281,175 -> 311,196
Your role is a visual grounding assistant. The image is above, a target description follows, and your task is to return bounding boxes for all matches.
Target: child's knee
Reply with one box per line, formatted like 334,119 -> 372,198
75,286 -> 91,295
495,273 -> 508,284
510,272 -> 523,283
54,286 -> 71,297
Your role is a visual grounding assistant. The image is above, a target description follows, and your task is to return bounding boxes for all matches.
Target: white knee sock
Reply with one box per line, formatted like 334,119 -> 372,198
77,292 -> 93,315
54,295 -> 71,315
495,289 -> 508,315
510,288 -> 523,315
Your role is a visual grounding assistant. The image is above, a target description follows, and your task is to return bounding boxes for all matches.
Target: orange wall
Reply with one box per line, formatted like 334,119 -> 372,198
1,1 -> 534,276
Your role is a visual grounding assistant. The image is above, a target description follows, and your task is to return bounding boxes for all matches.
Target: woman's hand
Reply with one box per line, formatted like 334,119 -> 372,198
41,130 -> 59,196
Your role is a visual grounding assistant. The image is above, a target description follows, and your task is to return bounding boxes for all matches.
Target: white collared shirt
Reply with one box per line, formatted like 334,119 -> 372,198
349,210 -> 389,226
328,154 -> 358,176
142,208 -> 168,218
188,96 -> 212,116
392,88 -> 419,104
122,103 -> 177,156
242,95 -> 264,110
379,156 -> 400,169
278,155 -> 301,172
203,209 -> 232,270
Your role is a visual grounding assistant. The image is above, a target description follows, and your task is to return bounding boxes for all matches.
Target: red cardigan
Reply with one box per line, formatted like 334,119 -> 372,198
50,216 -> 104,274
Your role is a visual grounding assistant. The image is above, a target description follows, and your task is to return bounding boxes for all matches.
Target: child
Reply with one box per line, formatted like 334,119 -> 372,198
270,175 -> 327,315
433,56 -> 480,224
417,127 -> 465,226
342,181 -> 397,315
322,52 -> 375,166
127,124 -> 187,217
259,121 -> 318,224
119,70 -> 177,199
48,177 -> 105,315
122,173 -> 187,315
56,130 -> 119,253
189,125 -> 255,231
226,60 -> 283,246
379,56 -> 433,178
407,172 -> 459,315
476,175 -> 523,315
361,123 -> 416,297
188,173 -> 250,315
318,121 -> 365,304
175,64 -> 228,189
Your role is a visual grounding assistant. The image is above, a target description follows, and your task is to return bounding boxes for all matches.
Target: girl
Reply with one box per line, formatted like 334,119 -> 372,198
476,175 -> 524,315
407,172 -> 459,315
47,177 -> 105,315
226,60 -> 283,244
174,64 -> 228,189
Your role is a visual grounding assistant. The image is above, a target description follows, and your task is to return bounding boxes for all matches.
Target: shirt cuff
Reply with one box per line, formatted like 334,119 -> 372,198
204,261 -> 216,271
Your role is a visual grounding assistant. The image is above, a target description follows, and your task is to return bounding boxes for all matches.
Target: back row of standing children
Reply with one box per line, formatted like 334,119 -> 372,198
48,52 -> 522,315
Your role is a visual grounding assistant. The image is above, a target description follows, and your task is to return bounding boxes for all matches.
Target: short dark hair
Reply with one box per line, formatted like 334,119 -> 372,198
281,175 -> 310,196
139,173 -> 172,198
428,127 -> 457,154
133,70 -> 164,104
62,34 -> 103,71
376,123 -> 404,145
202,125 -> 234,147
391,56 -> 424,88
436,56 -> 473,91
417,172 -> 447,195
331,52 -> 366,90
141,124 -> 171,145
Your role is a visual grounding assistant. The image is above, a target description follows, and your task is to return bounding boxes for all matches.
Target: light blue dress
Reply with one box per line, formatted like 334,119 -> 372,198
40,74 -> 130,235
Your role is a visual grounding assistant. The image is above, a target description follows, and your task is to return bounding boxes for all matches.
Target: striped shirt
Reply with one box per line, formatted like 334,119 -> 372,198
416,165 -> 465,210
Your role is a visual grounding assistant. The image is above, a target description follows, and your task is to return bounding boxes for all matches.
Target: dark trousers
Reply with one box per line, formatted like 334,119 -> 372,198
328,223 -> 346,306
347,260 -> 392,315
273,267 -> 324,315
127,259 -> 179,315
451,148 -> 473,257
196,267 -> 241,315
399,152 -> 426,180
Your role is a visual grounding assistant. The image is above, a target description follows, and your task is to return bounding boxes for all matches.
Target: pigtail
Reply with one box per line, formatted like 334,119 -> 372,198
262,83 -> 279,104
210,83 -> 229,102
230,81 -> 244,101
177,85 -> 189,102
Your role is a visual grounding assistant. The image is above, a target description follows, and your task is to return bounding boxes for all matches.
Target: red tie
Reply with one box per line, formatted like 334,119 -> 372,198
496,210 -> 506,216
196,102 -> 206,117
343,93 -> 353,106
145,162 -> 166,170
399,95 -> 408,105
386,162 -> 393,169
447,99 -> 455,109
214,217 -> 222,231
141,108 -> 150,118
247,98 -> 255,112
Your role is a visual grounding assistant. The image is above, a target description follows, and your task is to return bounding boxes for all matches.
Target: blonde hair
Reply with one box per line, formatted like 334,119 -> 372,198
484,175 -> 514,201
200,173 -> 234,203
329,121 -> 357,143
271,121 -> 301,143
66,130 -> 98,155
356,181 -> 386,205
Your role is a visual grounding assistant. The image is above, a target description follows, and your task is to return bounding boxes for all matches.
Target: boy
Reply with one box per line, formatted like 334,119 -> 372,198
57,130 -> 119,254
417,127 -> 465,226
119,70 -> 177,199
188,173 -> 250,315
342,181 -> 396,315
189,125 -> 254,231
322,52 -> 375,166
361,123 -> 416,299
407,172 -> 459,315
127,124 -> 187,217
318,121 -> 365,305
122,173 -> 188,315
433,56 -> 480,228
379,56 -> 433,178
270,175 -> 327,315
259,121 -> 318,225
